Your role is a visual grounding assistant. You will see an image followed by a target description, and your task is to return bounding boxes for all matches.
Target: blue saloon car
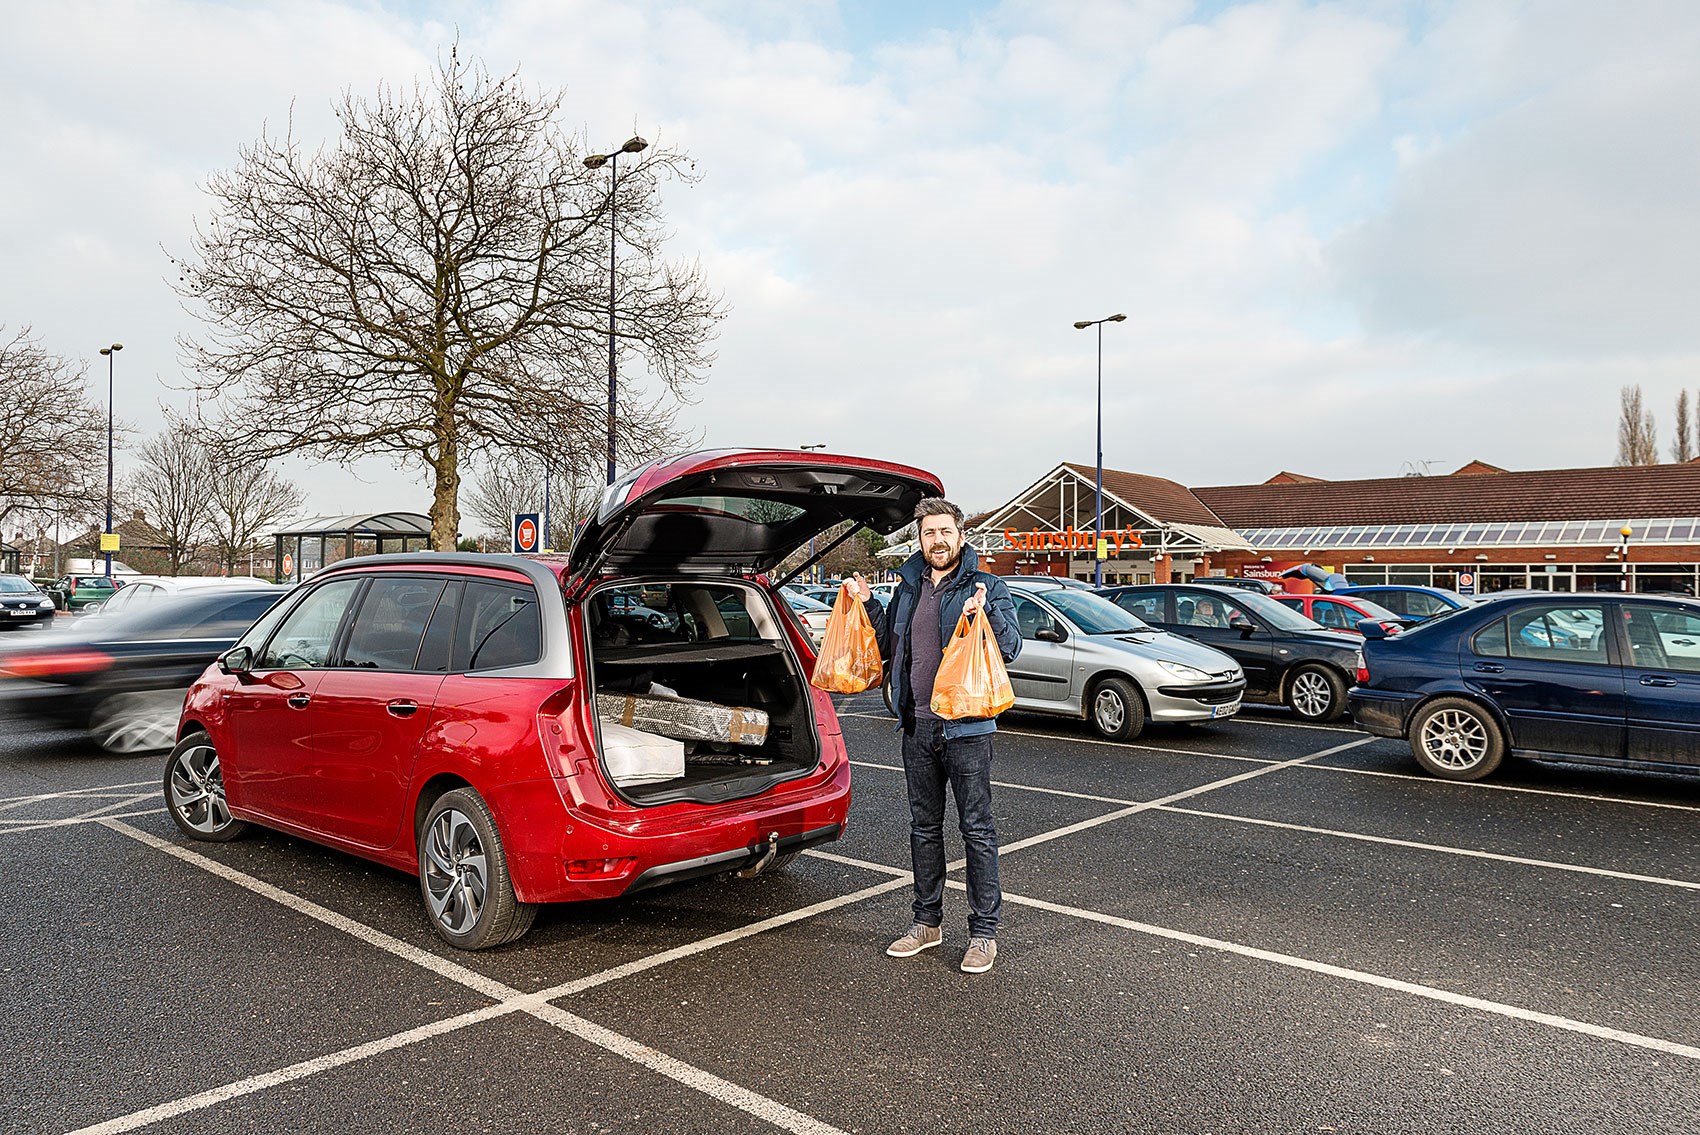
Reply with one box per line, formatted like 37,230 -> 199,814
1348,592 -> 1700,781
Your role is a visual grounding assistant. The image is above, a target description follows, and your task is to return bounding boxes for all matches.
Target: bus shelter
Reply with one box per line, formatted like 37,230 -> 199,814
272,512 -> 432,584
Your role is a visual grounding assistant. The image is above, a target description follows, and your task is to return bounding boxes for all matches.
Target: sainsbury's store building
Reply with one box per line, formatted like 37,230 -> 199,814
940,460 -> 1700,595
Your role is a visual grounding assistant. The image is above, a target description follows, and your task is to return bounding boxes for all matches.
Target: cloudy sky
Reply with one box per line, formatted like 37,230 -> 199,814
5,0 -> 1699,529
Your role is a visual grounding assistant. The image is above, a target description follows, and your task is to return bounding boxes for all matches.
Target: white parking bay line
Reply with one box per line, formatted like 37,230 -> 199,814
0,779 -> 156,811
89,818 -> 854,1135
1298,762 -> 1700,813
947,879 -> 1700,1064
0,807 -> 165,836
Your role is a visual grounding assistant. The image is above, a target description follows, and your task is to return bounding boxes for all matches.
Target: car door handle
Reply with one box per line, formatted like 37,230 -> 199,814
1639,675 -> 1679,687
1473,662 -> 1505,674
286,693 -> 311,709
386,700 -> 419,717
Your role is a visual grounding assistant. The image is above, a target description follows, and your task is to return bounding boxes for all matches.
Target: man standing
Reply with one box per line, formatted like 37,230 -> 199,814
848,498 -> 1019,974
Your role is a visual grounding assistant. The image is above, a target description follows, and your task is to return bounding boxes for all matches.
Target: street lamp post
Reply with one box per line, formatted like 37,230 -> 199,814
584,136 -> 650,485
801,444 -> 826,581
97,343 -> 123,578
1619,525 -> 1634,591
1071,314 -> 1126,587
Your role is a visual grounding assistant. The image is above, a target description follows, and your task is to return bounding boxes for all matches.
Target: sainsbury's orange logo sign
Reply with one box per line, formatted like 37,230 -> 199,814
1003,526 -> 1146,552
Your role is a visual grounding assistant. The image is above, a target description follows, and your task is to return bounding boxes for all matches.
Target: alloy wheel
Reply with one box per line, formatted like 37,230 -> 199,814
168,743 -> 234,834
1290,671 -> 1333,718
1418,708 -> 1490,771
423,809 -> 488,935
1094,688 -> 1126,734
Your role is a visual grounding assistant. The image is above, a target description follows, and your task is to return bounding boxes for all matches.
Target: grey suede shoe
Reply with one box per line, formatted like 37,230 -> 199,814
886,922 -> 943,957
960,937 -> 997,973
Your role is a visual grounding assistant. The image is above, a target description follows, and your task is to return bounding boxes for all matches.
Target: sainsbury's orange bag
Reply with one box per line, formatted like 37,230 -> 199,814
929,608 -> 1015,720
809,583 -> 883,693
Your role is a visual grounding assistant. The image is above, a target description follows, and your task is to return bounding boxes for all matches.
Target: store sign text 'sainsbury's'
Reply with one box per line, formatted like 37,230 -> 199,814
1003,527 -> 1147,553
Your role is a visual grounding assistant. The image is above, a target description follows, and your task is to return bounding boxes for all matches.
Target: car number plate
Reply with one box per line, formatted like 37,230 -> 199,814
1211,700 -> 1240,719
8,609 -> 34,616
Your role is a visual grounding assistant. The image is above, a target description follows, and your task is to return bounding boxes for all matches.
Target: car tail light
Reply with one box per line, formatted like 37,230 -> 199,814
0,649 -> 114,679
565,857 -> 635,880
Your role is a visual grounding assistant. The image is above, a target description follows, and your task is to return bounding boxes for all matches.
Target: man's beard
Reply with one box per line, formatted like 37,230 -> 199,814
927,544 -> 962,574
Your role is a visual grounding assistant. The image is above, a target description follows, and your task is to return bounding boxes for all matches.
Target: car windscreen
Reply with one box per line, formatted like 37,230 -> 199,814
0,577 -> 37,594
1233,591 -> 1327,631
1042,589 -> 1151,634
1345,597 -> 1400,621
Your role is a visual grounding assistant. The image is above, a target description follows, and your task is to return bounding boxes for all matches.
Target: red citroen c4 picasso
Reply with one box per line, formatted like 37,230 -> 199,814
163,450 -> 941,948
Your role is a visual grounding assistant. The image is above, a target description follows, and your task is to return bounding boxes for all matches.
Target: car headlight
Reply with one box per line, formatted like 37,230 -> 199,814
37,598 -> 54,609
1158,660 -> 1211,682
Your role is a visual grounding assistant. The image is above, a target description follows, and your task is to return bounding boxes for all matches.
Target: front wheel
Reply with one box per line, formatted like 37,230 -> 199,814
419,789 -> 536,950
1286,665 -> 1347,722
1408,697 -> 1505,781
164,731 -> 249,842
1088,677 -> 1146,741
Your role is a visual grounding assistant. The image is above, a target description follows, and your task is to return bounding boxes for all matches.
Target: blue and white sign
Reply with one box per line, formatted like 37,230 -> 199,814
513,513 -> 541,554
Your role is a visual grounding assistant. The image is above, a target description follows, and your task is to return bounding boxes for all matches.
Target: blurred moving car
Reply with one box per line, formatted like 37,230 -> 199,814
0,574 -> 58,630
82,575 -> 265,618
1350,592 -> 1700,780
784,592 -> 832,648
1275,592 -> 1414,635
48,574 -> 123,612
0,584 -> 288,752
1100,583 -> 1364,722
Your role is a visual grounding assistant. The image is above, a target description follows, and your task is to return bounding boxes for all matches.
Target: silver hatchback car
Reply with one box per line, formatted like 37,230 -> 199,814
883,579 -> 1246,740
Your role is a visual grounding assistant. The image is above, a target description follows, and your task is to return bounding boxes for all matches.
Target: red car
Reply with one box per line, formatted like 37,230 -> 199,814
1274,592 -> 1412,636
162,450 -> 941,948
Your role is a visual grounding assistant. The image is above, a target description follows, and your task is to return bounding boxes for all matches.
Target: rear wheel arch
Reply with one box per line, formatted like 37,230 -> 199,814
413,773 -> 475,847
1405,690 -> 1511,745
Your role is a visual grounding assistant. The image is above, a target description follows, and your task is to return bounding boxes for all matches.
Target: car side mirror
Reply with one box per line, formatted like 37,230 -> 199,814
1035,626 -> 1066,643
1229,615 -> 1256,636
218,645 -> 255,675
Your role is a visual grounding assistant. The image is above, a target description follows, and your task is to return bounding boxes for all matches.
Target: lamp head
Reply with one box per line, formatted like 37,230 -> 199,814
583,154 -> 609,170
1072,321 -> 1092,329
1109,313 -> 1127,322
1620,526 -> 1634,538
621,136 -> 649,153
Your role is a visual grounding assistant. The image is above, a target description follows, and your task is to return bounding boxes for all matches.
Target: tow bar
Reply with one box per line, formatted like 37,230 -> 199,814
736,831 -> 782,878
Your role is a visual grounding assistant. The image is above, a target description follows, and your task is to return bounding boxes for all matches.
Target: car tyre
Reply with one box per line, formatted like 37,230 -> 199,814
1088,676 -> 1145,741
1408,697 -> 1505,781
1286,665 -> 1347,722
882,671 -> 897,717
419,788 -> 536,950
163,731 -> 250,842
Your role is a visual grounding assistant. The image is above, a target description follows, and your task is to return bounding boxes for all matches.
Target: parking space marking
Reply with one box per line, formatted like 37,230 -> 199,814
0,779 -> 155,811
945,880 -> 1700,1064
0,806 -> 164,836
1158,804 -> 1700,890
850,759 -> 1697,888
1298,763 -> 1700,812
93,818 -> 858,1135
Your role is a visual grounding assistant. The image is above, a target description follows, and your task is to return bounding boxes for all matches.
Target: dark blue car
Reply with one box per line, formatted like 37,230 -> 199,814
1348,592 -> 1700,780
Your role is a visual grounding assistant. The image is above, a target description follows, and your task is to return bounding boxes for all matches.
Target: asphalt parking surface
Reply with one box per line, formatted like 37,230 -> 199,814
3,697 -> 1697,1134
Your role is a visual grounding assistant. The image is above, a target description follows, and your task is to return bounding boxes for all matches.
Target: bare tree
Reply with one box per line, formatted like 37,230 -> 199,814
0,326 -> 108,530
1681,391 -> 1697,463
203,459 -> 304,577
1616,385 -> 1659,465
171,50 -> 724,551
131,416 -> 216,575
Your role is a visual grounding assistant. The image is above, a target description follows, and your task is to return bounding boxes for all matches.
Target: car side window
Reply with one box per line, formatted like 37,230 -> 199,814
257,579 -> 362,669
1407,593 -> 1449,617
1623,605 -> 1700,674
1113,592 -> 1165,622
1183,593 -> 1233,628
1276,597 -> 1303,614
453,581 -> 542,671
1312,600 -> 1349,629
1369,591 -> 1406,615
1506,604 -> 1608,665
1472,618 -> 1508,657
1011,595 -> 1058,641
341,577 -> 448,670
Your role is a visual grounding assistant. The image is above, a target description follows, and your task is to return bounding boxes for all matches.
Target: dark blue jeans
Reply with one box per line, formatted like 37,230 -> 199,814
901,718 -> 1001,938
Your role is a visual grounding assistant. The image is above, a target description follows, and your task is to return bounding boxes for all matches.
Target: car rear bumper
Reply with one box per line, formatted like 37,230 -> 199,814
1346,689 -> 1414,737
490,757 -> 853,904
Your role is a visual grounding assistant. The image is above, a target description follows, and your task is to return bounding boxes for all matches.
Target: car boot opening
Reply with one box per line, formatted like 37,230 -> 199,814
584,579 -> 820,806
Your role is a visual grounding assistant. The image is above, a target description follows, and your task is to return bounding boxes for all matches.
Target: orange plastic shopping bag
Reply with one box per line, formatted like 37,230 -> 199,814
929,609 -> 1015,720
809,583 -> 884,693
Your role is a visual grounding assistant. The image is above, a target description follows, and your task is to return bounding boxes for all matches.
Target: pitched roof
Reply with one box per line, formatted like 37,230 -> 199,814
1194,463 -> 1700,528
1061,463 -> 1225,527
1263,471 -> 1326,484
1450,460 -> 1507,476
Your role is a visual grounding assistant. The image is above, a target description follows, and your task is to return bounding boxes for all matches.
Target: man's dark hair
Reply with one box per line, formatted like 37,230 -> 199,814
914,498 -> 966,531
